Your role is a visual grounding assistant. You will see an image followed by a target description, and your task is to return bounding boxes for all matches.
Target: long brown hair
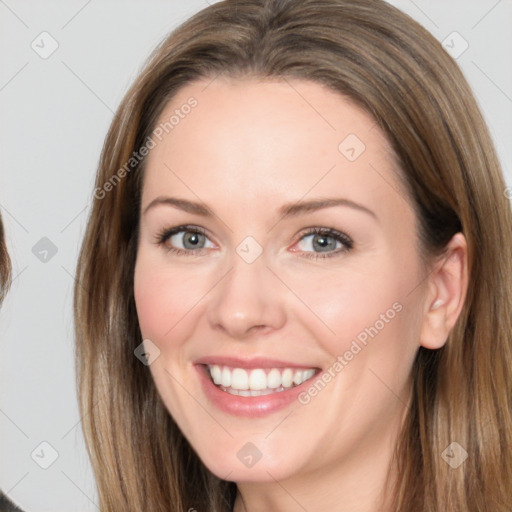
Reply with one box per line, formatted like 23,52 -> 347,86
0,214 -> 10,303
0,206 -> 16,508
73,0 -> 512,510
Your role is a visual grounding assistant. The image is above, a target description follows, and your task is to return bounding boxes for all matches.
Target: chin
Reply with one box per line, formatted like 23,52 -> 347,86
193,439 -> 307,483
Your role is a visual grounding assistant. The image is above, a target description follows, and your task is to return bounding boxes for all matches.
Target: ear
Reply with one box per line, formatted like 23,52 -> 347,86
419,232 -> 469,350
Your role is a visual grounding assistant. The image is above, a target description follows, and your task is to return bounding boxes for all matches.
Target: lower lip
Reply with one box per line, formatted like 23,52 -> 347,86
196,364 -> 318,418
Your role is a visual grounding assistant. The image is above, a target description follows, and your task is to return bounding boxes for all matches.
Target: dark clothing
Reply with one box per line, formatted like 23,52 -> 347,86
0,492 -> 23,512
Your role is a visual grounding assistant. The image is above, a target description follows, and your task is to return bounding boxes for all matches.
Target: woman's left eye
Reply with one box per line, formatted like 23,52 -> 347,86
154,225 -> 353,259
292,227 -> 354,259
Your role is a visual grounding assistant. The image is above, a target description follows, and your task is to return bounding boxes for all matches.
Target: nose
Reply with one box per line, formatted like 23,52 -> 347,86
206,252 -> 286,340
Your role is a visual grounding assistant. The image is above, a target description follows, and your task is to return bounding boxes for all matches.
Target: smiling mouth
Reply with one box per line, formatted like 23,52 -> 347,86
204,364 -> 320,397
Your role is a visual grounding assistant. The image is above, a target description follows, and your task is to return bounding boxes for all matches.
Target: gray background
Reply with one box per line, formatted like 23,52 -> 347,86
0,1 -> 510,510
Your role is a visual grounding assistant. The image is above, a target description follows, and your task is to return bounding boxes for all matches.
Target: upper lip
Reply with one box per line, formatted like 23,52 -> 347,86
194,355 -> 319,370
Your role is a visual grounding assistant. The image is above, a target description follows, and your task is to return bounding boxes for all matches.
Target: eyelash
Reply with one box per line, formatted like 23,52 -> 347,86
154,224 -> 354,260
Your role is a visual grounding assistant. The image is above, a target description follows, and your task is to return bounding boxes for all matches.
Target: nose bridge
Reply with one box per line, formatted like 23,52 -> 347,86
206,244 -> 286,338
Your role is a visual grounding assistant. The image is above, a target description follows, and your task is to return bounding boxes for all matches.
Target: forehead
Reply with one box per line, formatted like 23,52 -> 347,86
141,76 -> 410,223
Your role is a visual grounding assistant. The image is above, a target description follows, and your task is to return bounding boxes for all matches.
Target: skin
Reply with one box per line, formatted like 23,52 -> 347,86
134,76 -> 468,512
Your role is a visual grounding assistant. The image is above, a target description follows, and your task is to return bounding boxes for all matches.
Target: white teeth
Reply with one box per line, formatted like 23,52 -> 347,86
207,365 -> 317,394
302,369 -> 316,381
211,365 -> 222,385
221,367 -> 231,388
267,368 -> 281,388
281,368 -> 293,387
231,368 -> 249,390
248,369 -> 267,390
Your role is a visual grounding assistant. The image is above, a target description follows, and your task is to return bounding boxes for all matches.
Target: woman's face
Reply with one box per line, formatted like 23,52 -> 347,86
134,77 -> 429,483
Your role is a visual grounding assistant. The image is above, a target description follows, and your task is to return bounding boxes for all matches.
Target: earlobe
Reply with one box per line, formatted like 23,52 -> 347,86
419,233 -> 469,350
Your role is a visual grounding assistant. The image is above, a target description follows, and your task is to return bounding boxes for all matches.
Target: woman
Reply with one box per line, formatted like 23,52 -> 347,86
74,0 -> 512,510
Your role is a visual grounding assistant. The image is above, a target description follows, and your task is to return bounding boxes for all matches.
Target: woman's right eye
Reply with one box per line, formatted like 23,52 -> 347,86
155,225 -> 215,256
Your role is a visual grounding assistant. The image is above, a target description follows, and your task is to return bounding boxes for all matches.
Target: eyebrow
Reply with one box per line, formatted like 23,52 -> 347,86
143,196 -> 377,221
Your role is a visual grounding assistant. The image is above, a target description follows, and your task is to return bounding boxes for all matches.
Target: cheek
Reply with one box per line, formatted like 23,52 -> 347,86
290,261 -> 406,352
134,252 -> 216,349
290,253 -> 423,387
133,255 -> 188,342
134,265 -> 166,339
